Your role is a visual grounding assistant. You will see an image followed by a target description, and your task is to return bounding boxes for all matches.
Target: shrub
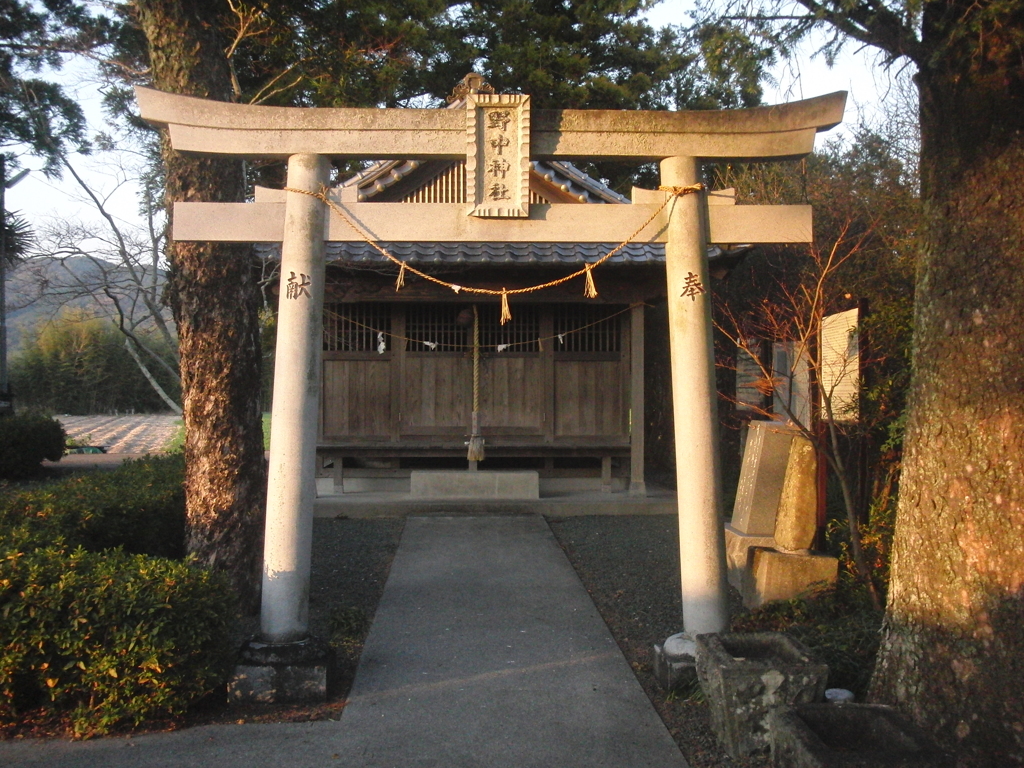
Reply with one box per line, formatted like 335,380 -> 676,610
0,546 -> 235,737
0,414 -> 66,481
0,455 -> 238,736
0,454 -> 185,558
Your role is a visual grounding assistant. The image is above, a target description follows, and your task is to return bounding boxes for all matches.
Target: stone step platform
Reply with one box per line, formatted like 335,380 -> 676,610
313,489 -> 677,518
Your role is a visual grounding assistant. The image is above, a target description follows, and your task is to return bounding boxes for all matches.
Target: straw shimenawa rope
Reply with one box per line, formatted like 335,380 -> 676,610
282,183 -> 704,323
467,304 -> 485,462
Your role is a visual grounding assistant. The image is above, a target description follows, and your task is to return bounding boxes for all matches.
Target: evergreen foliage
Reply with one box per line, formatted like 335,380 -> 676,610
0,547 -> 234,736
0,0 -> 112,174
11,309 -> 180,414
427,0 -> 768,111
0,454 -> 186,558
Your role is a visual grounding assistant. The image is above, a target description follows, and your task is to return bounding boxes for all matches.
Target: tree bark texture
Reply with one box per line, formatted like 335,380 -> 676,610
132,0 -> 266,613
869,8 -> 1024,762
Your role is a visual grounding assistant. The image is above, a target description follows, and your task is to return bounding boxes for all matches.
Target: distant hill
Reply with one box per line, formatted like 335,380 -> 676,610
6,255 -> 171,355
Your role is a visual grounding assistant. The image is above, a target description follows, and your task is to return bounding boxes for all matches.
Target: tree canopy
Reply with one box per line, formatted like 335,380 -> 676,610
0,0 -> 114,174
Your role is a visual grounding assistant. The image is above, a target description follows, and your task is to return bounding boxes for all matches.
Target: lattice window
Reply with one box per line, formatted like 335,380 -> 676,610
405,305 -> 469,351
554,305 -> 622,352
323,303 -> 391,352
479,304 -> 539,352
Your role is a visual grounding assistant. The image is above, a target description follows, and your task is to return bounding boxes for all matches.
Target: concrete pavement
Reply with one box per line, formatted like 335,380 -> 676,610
1,515 -> 689,768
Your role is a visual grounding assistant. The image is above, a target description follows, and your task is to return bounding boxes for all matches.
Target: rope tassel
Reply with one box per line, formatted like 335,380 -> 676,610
500,289 -> 512,325
395,262 -> 406,291
583,265 -> 598,299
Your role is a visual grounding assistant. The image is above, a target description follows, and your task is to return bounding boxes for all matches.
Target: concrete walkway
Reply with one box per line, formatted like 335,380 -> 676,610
1,516 -> 688,768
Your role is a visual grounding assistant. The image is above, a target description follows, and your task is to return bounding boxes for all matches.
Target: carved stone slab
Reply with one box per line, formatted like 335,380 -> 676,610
466,93 -> 530,218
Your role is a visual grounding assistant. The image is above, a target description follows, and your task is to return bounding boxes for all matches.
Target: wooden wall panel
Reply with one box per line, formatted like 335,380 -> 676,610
553,360 -> 625,437
480,356 -> 544,432
401,354 -> 472,433
322,359 -> 391,438
320,303 -> 634,448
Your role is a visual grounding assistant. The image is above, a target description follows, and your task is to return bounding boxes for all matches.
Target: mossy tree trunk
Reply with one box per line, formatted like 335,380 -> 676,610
716,0 -> 1024,759
133,0 -> 266,613
866,3 -> 1024,762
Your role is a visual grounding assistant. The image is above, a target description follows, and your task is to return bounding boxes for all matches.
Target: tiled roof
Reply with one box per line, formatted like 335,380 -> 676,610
254,241 -> 663,264
540,161 -> 629,204
254,242 -> 745,266
325,241 -> 662,264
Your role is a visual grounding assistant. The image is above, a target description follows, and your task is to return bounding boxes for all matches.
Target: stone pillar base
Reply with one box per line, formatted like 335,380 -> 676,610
741,547 -> 838,609
652,632 -> 698,691
228,636 -> 334,704
696,632 -> 829,759
724,523 -> 776,590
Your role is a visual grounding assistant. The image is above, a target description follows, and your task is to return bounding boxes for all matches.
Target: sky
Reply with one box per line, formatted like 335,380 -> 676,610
644,0 -> 909,111
5,0 -> 914,235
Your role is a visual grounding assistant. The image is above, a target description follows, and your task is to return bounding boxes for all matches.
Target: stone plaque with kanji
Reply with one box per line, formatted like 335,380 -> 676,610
466,93 -> 530,218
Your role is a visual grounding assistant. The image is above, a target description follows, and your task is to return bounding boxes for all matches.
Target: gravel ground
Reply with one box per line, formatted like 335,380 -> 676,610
548,515 -> 769,768
195,517 -> 408,726
308,517 -> 407,695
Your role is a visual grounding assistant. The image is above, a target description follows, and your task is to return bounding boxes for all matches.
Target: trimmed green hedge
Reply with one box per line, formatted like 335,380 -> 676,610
0,414 -> 65,480
0,546 -> 235,736
0,454 -> 186,558
0,454 -> 237,736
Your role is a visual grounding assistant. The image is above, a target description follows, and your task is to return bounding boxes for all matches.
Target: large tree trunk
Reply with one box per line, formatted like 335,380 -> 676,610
133,0 -> 266,613
869,17 -> 1024,763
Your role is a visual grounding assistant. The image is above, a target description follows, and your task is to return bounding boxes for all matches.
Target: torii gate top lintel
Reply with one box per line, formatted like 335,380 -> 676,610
149,81 -> 847,653
135,86 -> 846,162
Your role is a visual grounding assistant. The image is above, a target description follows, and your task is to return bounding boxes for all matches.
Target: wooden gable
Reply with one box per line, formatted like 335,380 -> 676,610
345,159 -> 629,206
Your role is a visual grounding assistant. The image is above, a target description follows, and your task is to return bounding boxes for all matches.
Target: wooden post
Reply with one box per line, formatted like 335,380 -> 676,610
630,303 -> 646,496
661,156 -> 729,638
261,153 -> 331,644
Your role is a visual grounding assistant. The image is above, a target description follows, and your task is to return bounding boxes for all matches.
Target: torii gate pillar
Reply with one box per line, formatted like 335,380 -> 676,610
232,154 -> 334,702
260,154 -> 331,644
660,156 -> 729,658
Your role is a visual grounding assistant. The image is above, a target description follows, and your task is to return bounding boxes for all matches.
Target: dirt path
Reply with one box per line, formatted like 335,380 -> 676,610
57,414 -> 181,454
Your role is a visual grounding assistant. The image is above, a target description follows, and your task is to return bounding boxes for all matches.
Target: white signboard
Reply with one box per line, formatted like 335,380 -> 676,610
819,308 -> 860,422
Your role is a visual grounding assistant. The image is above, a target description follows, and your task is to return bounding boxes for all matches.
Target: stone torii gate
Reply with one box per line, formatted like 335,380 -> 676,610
137,83 -> 845,699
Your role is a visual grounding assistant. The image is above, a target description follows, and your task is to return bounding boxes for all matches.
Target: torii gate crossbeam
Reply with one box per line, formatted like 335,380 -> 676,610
137,85 -> 845,701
